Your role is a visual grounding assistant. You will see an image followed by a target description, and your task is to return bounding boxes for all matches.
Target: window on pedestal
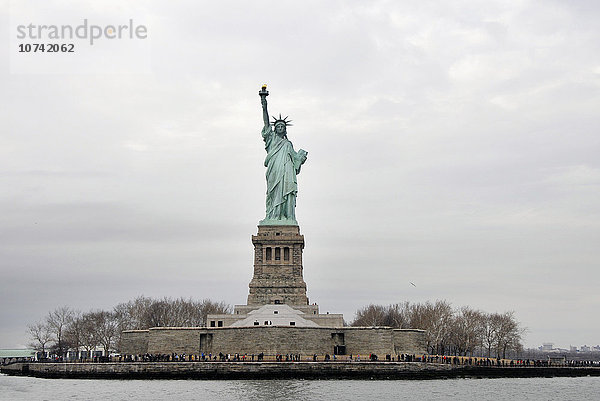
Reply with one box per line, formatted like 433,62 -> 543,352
284,247 -> 290,261
275,247 -> 281,260
266,247 -> 272,260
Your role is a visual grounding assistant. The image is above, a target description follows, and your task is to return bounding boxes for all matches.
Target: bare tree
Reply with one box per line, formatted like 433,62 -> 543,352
29,296 -> 233,357
349,300 -> 524,357
46,306 -> 74,357
350,304 -> 388,326
494,311 -> 524,359
28,321 -> 52,356
64,312 -> 84,358
113,296 -> 231,329
479,311 -> 525,358
113,296 -> 154,330
451,306 -> 485,356
409,300 -> 453,355
79,312 -> 100,358
385,302 -> 412,328
113,302 -> 137,351
197,299 -> 231,326
145,298 -> 175,327
351,303 -> 412,328
481,312 -> 500,357
90,311 -> 119,356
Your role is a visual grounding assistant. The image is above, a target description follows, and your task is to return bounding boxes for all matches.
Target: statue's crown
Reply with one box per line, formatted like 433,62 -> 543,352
271,114 -> 293,127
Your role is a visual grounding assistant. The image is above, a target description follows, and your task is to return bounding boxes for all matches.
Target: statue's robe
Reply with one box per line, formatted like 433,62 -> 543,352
262,125 -> 306,222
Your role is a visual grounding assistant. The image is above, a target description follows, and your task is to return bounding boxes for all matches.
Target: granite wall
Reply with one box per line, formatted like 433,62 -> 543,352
119,330 -> 148,355
121,326 -> 426,356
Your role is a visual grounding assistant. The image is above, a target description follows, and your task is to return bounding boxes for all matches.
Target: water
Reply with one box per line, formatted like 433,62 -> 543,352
1,374 -> 599,401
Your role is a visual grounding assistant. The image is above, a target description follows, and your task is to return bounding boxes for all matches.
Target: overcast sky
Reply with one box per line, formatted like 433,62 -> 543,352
1,0 -> 599,350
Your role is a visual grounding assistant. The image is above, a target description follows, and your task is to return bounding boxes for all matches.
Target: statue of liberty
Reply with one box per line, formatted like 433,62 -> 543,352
258,85 -> 308,226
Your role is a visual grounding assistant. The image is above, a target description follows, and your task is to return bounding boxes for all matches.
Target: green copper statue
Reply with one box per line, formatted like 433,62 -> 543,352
259,85 -> 308,226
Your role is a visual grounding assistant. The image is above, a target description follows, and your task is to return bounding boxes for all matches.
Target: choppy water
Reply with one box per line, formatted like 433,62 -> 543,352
1,374 -> 599,400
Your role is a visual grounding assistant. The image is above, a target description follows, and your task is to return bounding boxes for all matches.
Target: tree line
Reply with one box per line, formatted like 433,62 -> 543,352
29,297 -> 524,360
28,296 -> 231,357
350,300 -> 525,359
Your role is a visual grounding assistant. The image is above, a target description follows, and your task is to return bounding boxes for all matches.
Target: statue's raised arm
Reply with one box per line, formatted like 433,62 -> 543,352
257,85 -> 308,226
259,84 -> 270,128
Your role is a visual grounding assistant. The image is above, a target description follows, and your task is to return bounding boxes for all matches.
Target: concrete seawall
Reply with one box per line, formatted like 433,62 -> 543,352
2,362 -> 599,380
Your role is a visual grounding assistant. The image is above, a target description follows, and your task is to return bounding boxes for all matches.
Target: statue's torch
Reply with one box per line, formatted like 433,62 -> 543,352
259,84 -> 269,97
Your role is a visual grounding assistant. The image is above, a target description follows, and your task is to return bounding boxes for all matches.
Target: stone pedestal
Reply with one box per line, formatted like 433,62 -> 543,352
247,225 -> 309,305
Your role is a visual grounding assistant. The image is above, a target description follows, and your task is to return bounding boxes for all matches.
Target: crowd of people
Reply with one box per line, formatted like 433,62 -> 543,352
13,352 -> 600,367
115,352 -> 407,363
422,354 -> 600,367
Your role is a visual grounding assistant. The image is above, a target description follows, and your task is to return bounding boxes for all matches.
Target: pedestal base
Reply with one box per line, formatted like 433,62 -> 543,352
247,225 -> 309,305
